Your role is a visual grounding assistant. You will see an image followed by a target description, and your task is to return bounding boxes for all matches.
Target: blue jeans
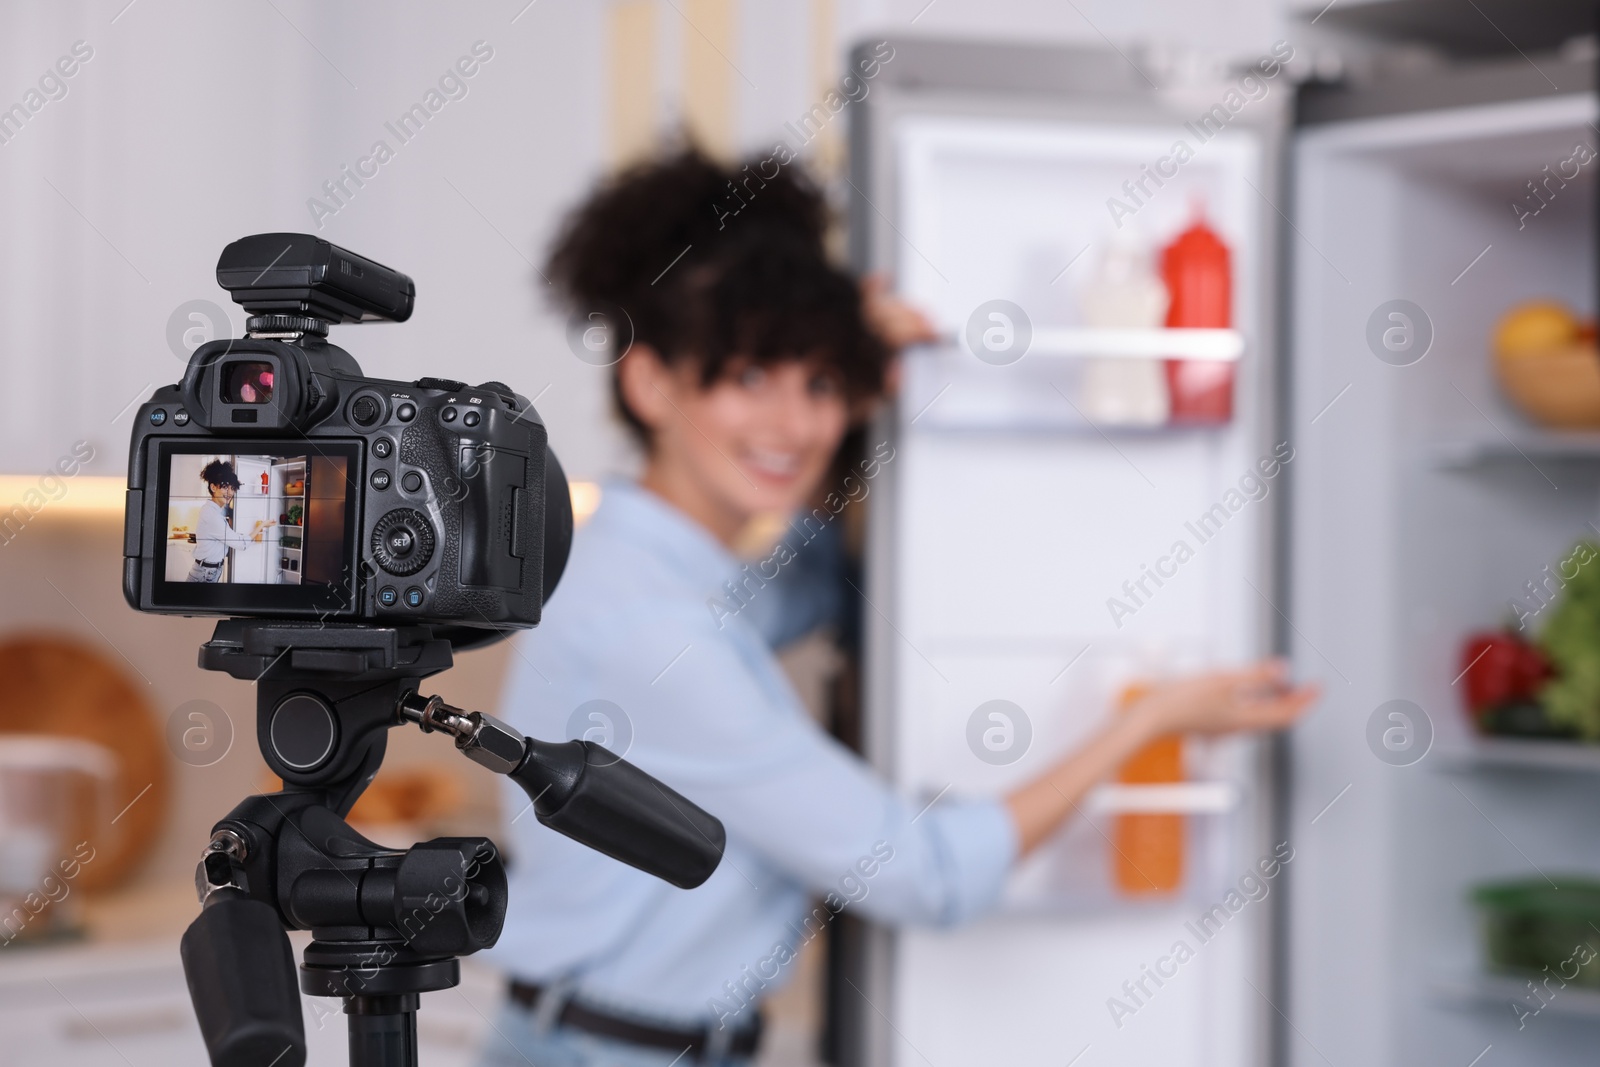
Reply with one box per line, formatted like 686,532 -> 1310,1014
187,558 -> 223,582
474,1002 -> 752,1067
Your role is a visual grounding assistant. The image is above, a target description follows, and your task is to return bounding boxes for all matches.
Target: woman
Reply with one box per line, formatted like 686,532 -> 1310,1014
186,459 -> 271,582
479,149 -> 1316,1066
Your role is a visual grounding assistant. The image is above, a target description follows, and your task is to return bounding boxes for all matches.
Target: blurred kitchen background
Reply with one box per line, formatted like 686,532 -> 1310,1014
6,0 -> 1600,1065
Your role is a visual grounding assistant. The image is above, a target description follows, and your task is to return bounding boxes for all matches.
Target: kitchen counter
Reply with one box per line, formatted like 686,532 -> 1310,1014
0,880 -> 505,1067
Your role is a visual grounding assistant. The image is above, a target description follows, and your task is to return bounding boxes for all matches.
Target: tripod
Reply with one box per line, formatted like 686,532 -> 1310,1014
179,619 -> 725,1067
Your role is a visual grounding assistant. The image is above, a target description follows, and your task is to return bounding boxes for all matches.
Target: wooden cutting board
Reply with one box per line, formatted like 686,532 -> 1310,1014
0,634 -> 168,893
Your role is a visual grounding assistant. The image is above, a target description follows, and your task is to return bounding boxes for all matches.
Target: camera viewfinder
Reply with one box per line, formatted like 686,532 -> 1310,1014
222,361 -> 276,405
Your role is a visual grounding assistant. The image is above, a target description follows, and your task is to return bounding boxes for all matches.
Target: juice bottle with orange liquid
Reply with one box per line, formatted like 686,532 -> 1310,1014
1112,683 -> 1185,896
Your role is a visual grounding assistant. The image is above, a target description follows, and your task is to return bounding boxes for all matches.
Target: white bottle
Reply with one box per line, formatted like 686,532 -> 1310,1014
1078,235 -> 1171,426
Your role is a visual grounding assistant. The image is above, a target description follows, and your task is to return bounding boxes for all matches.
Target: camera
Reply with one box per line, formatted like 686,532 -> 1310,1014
130,235 -> 722,1067
123,233 -> 572,641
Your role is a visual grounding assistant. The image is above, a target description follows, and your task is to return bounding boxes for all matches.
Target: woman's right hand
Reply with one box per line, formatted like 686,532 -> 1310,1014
1004,659 -> 1318,855
1127,659 -> 1319,738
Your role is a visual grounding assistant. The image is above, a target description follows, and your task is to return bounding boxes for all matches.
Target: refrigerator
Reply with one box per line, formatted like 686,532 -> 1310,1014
229,456 -> 303,585
844,37 -> 1599,1067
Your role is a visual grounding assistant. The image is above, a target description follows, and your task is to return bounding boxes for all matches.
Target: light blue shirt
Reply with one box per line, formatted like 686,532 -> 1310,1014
485,480 -> 1017,1027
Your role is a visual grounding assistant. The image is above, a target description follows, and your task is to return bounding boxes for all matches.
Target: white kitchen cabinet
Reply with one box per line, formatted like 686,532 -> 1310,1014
0,937 -> 502,1066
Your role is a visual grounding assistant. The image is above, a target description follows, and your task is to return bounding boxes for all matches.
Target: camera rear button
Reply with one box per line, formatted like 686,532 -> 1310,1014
378,586 -> 399,607
396,402 -> 417,422
462,410 -> 481,428
401,471 -> 424,493
441,407 -> 457,423
149,409 -> 167,426
404,587 -> 424,609
173,409 -> 190,427
372,438 -> 393,459
370,470 -> 391,491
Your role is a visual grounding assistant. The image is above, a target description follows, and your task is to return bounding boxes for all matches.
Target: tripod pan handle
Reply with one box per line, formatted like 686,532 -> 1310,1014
181,894 -> 307,1067
512,739 -> 725,889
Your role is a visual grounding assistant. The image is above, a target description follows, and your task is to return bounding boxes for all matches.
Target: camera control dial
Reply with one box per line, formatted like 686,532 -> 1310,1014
371,508 -> 436,577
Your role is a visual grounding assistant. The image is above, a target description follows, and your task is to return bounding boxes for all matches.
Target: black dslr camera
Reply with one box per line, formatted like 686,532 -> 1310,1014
123,232 -> 572,640
124,236 -> 723,1067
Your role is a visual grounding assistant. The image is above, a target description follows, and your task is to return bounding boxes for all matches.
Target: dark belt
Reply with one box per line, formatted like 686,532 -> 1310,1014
508,980 -> 762,1060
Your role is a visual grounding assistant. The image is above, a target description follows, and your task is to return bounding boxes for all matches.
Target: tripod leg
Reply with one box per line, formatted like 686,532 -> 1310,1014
346,994 -> 421,1067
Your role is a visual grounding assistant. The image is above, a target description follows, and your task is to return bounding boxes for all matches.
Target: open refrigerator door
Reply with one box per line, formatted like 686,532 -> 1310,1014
847,38 -> 1287,1067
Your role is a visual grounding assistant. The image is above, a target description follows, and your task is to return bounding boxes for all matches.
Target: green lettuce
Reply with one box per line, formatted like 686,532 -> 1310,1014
1539,539 -> 1600,739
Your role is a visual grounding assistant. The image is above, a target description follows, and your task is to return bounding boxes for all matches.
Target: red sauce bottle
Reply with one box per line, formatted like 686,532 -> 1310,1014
1161,208 -> 1234,423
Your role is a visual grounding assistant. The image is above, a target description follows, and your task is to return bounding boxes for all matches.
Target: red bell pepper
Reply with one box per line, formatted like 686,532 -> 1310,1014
1459,632 -> 1550,717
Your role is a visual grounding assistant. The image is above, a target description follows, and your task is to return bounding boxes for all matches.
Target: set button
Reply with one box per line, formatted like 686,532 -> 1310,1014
370,508 -> 435,577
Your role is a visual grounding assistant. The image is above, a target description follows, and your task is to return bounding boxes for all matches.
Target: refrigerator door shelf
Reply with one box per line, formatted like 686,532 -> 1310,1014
1087,780 -> 1241,814
934,328 -> 1244,362
901,344 -> 1241,432
998,796 -> 1242,915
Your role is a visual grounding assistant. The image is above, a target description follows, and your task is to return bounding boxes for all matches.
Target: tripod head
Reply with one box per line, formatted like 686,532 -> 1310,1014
180,621 -> 725,1067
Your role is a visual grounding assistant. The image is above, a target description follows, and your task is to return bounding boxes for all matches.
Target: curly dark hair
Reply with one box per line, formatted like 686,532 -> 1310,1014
545,146 -> 888,446
200,459 -> 240,490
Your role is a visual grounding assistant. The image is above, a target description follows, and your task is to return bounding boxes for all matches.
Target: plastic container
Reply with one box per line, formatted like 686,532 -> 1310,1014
1472,877 -> 1600,987
1160,207 -> 1235,423
1078,235 -> 1170,426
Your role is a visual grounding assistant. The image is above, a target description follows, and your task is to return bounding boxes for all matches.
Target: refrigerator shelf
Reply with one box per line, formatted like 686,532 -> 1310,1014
1433,738 -> 1600,775
1432,433 -> 1600,471
1433,973 -> 1600,1022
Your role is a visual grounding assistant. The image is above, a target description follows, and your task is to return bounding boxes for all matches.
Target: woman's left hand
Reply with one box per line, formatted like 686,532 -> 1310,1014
861,274 -> 938,350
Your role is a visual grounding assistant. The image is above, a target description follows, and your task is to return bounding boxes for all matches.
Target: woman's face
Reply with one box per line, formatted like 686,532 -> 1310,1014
642,355 -> 850,527
209,483 -> 235,506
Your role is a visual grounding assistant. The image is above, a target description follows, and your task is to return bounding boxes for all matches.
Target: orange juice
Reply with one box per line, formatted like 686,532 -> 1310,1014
1113,684 -> 1185,895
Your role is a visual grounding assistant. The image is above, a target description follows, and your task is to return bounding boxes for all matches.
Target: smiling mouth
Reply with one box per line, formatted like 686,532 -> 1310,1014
743,447 -> 802,481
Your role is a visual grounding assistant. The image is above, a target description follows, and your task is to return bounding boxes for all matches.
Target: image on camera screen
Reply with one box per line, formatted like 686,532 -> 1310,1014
164,452 -> 350,586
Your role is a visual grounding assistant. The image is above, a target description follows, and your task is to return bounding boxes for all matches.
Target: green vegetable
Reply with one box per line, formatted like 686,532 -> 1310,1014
1538,539 -> 1600,739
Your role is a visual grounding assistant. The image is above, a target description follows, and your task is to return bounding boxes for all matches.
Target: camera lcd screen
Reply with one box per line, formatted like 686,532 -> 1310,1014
151,441 -> 360,613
